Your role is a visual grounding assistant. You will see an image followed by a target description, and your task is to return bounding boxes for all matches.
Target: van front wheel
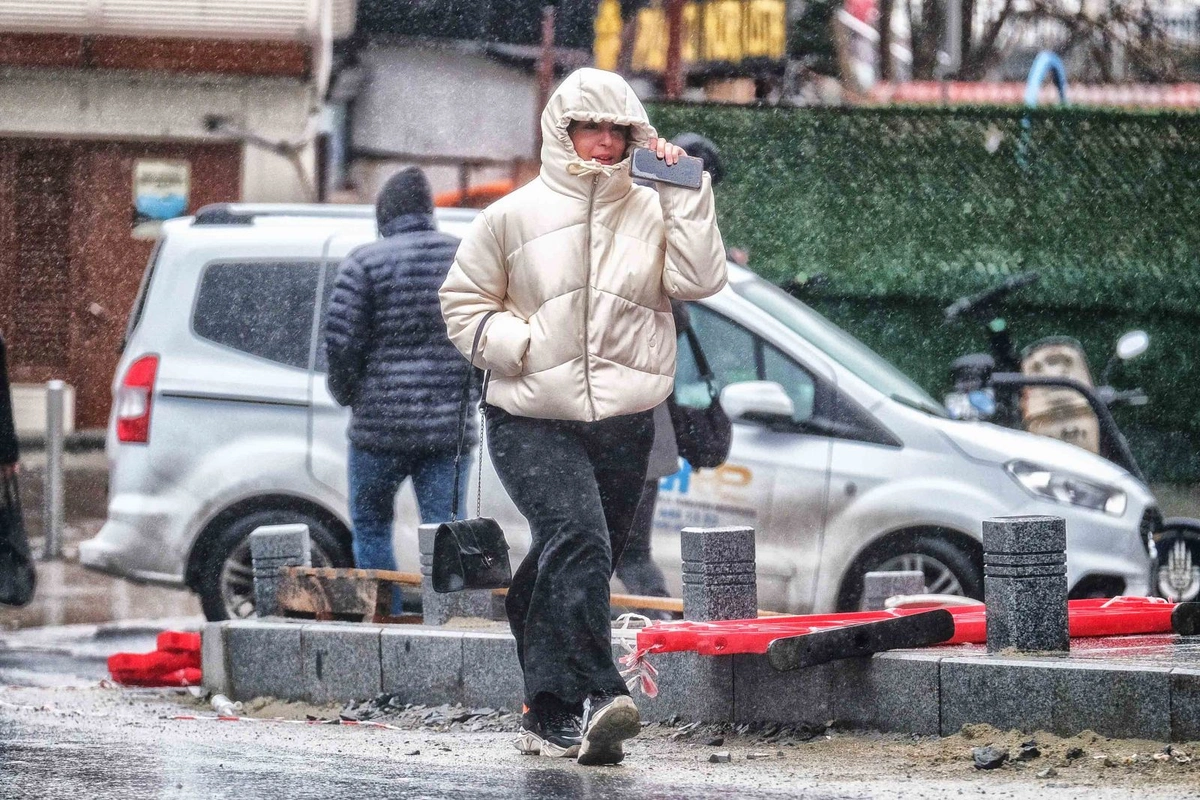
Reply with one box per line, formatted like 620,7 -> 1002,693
196,509 -> 353,621
837,534 -> 983,612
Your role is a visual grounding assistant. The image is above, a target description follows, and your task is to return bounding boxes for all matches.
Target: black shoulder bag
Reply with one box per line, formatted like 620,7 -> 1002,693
0,471 -> 36,607
668,326 -> 733,470
432,311 -> 512,593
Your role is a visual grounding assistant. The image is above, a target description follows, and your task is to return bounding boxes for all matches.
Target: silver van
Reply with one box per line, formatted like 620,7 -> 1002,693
80,204 -> 1154,619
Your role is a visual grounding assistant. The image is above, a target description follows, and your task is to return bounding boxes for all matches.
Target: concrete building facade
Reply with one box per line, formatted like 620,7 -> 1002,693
0,0 -> 355,429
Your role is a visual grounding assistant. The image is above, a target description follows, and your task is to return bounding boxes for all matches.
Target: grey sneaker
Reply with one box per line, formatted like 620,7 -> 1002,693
577,694 -> 640,765
514,707 -> 582,758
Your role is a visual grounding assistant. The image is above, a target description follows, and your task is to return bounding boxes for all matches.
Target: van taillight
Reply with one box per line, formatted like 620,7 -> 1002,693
116,355 -> 159,443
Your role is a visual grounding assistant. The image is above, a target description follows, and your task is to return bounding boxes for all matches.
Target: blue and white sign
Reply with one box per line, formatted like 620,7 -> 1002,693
133,159 -> 190,238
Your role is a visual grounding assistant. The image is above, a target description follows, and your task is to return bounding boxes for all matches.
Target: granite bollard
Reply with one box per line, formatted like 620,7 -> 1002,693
983,515 -> 1069,653
682,526 -> 757,621
862,570 -> 925,611
250,523 -> 311,617
418,523 -> 504,625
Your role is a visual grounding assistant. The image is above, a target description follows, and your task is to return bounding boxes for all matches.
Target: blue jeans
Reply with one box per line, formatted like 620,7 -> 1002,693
347,444 -> 470,573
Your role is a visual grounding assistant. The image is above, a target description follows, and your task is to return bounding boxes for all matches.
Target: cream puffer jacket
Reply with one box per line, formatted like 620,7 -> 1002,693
439,68 -> 727,422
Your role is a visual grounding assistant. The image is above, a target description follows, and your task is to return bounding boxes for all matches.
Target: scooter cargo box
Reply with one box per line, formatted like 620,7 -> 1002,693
1021,337 -> 1095,419
1025,405 -> 1101,454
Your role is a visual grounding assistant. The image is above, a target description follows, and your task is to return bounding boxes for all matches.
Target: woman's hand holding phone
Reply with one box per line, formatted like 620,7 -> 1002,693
647,136 -> 686,166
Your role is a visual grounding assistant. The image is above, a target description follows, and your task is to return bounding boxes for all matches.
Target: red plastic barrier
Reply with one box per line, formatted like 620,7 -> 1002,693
108,629 -> 202,687
156,631 -> 201,654
113,667 -> 203,688
635,596 -> 1181,657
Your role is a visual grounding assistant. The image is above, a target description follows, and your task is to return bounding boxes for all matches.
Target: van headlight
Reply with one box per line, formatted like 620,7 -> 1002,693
1005,460 -> 1127,516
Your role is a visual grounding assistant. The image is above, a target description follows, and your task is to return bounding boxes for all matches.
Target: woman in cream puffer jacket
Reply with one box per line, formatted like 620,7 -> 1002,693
438,68 -> 726,765
439,68 -> 726,421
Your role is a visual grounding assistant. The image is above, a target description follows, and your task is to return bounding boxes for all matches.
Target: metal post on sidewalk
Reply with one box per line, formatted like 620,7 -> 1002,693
42,379 -> 66,561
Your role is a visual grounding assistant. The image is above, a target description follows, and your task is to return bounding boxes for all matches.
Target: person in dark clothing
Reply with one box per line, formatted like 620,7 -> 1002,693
324,167 -> 473,575
614,301 -> 692,602
0,332 -> 18,478
0,329 -> 35,609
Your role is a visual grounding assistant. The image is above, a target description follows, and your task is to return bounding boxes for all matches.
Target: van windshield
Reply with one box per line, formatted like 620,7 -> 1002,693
729,274 -> 948,418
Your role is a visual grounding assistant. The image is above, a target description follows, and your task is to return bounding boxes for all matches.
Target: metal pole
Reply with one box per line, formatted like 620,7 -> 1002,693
42,380 -> 65,560
535,3 -> 557,157
665,0 -> 685,100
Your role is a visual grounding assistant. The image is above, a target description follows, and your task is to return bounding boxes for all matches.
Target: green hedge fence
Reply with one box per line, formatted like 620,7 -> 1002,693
649,102 -> 1200,484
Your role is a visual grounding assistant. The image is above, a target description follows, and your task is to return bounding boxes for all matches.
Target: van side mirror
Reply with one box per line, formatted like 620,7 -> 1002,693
1116,330 -> 1149,361
720,381 -> 795,425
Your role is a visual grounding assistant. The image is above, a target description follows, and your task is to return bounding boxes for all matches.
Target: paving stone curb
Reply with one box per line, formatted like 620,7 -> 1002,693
204,621 -> 1200,741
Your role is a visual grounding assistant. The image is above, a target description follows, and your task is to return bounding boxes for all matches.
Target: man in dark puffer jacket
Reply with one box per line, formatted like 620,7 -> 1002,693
324,167 -> 474,574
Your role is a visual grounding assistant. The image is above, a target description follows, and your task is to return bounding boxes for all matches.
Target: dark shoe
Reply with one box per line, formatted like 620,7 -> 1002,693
577,693 -> 640,765
515,706 -> 582,758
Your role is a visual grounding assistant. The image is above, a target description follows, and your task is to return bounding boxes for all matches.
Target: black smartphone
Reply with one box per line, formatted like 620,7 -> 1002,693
630,147 -> 704,190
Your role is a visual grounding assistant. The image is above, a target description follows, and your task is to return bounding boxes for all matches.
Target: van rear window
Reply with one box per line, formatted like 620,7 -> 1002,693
123,240 -> 163,352
193,261 -> 319,369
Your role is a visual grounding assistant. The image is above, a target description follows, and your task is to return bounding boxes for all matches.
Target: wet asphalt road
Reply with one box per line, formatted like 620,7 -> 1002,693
0,719 -> 789,800
0,632 -> 825,800
0,696 -> 831,800
2,625 -> 1197,799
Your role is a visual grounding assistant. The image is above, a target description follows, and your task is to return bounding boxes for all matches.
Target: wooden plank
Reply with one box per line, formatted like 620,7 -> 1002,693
277,566 -> 421,624
277,570 -> 380,619
277,567 -> 786,621
282,566 -> 423,587
607,592 -> 787,618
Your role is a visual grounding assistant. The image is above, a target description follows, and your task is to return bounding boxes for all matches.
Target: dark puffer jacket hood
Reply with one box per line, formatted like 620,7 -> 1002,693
376,167 -> 434,228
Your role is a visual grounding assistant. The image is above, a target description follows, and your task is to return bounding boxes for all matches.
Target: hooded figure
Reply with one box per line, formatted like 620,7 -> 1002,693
440,67 -> 727,422
324,166 -> 473,586
439,68 -> 726,766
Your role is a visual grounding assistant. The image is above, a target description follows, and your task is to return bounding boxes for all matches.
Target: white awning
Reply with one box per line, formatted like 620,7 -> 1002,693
0,0 -> 356,41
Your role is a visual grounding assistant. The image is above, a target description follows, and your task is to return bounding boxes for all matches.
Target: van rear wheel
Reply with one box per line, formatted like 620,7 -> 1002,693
838,534 -> 982,612
196,509 -> 353,621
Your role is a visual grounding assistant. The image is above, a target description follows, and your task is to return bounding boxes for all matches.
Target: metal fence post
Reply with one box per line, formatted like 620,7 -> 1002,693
41,380 -> 65,561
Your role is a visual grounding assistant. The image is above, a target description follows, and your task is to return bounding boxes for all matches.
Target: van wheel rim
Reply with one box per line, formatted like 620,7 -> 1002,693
875,553 -> 964,596
221,537 -> 333,619
1157,538 -> 1200,602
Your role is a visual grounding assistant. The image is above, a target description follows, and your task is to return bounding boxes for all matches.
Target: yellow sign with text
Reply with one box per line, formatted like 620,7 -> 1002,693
595,0 -> 787,74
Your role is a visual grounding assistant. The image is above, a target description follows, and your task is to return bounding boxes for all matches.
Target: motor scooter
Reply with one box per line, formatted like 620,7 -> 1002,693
943,272 -> 1200,601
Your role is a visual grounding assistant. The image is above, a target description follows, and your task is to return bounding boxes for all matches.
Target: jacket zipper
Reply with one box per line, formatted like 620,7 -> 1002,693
582,175 -> 599,421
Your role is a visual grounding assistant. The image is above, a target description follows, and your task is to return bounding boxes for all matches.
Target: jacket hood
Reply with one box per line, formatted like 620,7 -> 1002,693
376,166 -> 433,226
539,68 -> 657,201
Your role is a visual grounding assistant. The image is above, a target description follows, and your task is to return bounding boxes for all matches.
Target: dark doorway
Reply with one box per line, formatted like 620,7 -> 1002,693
9,148 -> 74,372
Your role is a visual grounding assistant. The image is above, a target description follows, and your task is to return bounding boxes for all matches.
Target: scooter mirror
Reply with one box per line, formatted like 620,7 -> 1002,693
1116,330 -> 1150,361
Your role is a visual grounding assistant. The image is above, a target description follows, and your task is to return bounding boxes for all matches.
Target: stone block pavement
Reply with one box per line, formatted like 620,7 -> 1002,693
205,619 -> 1200,743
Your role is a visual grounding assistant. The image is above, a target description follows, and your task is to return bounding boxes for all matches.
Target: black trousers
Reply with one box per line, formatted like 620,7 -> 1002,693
614,481 -> 670,598
485,405 -> 653,710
